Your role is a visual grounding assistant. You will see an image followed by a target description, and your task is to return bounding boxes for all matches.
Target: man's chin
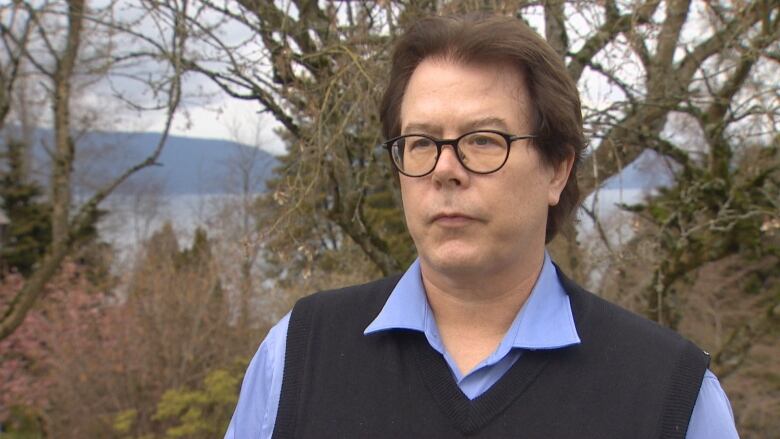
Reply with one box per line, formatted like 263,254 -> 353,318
421,249 -> 490,278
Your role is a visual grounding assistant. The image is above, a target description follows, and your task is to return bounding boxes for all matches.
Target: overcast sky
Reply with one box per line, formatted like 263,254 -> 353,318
74,1 -> 714,159
135,92 -> 287,156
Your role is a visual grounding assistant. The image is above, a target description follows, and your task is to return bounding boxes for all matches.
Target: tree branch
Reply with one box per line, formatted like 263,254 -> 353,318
578,0 -> 773,197
544,0 -> 567,60
567,0 -> 660,82
0,0 -> 187,342
0,7 -> 31,130
676,1 -> 770,86
712,290 -> 780,380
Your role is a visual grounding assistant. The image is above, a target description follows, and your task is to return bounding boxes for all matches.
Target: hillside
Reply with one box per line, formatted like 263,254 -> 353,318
3,128 -> 279,195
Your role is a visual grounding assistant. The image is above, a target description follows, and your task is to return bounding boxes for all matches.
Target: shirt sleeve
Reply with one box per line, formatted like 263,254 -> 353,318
225,312 -> 290,439
685,369 -> 740,439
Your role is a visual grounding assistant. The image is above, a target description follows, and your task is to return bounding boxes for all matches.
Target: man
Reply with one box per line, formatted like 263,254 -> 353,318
227,14 -> 739,438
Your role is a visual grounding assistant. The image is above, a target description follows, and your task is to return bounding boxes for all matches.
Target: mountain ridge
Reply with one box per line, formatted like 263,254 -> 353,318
2,127 -> 279,195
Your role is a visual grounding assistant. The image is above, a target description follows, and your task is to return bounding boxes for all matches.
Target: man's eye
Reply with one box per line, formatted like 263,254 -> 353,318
410,138 -> 434,149
468,135 -> 501,147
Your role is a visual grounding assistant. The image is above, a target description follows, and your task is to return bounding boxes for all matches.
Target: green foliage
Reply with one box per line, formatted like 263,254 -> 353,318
0,140 -> 51,276
363,189 -> 415,268
0,139 -> 110,278
151,362 -> 243,439
0,405 -> 44,439
176,227 -> 211,271
142,224 -> 214,273
260,145 -> 414,286
628,144 -> 780,328
112,409 -> 137,435
645,147 -> 779,261
144,222 -> 180,263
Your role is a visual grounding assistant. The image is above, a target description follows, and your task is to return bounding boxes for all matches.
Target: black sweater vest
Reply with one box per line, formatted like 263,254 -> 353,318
273,271 -> 709,439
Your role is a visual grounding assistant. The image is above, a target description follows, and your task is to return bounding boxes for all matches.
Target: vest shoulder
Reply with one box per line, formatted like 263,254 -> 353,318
562,275 -> 704,354
293,274 -> 402,318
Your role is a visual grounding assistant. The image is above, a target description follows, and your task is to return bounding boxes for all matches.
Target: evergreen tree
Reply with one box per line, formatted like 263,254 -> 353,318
0,140 -> 51,276
177,226 -> 212,271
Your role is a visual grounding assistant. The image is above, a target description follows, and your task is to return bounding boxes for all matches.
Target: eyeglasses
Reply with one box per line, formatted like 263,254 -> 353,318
380,130 -> 536,177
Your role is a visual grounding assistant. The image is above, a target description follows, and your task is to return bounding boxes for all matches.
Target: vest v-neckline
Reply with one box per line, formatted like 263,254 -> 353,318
412,333 -> 556,435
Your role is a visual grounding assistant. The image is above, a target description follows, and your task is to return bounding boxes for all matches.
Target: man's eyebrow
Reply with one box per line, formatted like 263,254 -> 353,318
459,117 -> 511,133
402,117 -> 513,136
402,122 -> 441,135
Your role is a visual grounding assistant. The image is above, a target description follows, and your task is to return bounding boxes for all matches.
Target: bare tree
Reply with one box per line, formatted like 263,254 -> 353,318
179,4 -> 780,424
0,0 -> 189,340
175,0 -> 442,278
217,119 -> 275,329
177,0 -> 778,287
0,2 -> 34,131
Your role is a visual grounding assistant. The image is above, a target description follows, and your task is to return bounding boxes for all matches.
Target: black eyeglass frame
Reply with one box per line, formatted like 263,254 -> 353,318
380,130 -> 537,177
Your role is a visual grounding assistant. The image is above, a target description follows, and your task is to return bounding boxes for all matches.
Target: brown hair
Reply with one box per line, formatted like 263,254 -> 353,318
380,14 -> 585,242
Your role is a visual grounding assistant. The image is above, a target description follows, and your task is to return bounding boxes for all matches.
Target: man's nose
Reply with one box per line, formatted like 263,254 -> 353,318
431,143 -> 469,186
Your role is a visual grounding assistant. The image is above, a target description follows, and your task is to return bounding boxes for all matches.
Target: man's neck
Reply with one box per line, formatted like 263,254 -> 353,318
420,251 -> 546,375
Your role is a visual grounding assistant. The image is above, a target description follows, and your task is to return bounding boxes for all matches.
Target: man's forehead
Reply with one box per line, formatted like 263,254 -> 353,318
405,58 -> 527,95
398,58 -> 532,132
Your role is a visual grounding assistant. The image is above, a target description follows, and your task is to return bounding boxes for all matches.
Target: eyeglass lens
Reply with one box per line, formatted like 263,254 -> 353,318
391,131 -> 509,176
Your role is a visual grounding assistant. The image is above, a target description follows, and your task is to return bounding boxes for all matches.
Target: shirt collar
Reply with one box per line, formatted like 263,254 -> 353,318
364,258 -> 428,333
364,252 -> 581,351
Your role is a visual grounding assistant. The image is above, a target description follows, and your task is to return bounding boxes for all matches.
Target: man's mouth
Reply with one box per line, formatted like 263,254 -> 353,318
432,212 -> 477,226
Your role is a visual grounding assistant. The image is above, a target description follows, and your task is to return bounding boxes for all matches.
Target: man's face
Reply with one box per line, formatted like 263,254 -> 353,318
398,58 -> 572,279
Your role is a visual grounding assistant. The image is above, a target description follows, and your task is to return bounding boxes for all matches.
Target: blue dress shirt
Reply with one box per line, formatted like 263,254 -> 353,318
226,254 -> 739,438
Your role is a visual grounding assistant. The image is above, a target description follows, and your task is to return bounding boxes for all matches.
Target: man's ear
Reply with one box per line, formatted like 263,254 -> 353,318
548,151 -> 575,206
